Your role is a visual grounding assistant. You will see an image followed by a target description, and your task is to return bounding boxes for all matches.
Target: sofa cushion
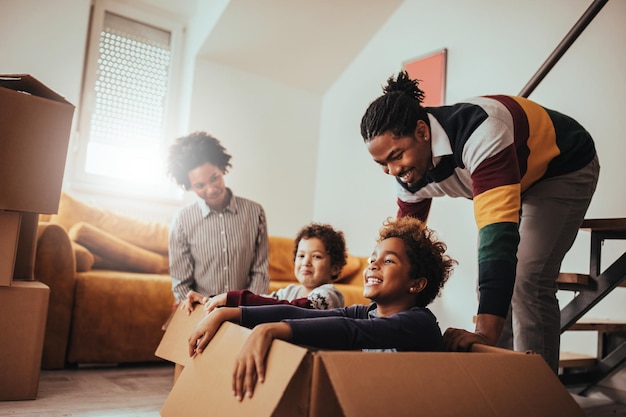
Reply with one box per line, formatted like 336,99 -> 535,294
336,254 -> 365,283
268,235 -> 366,284
268,236 -> 296,281
69,222 -> 169,274
72,241 -> 95,272
50,192 -> 169,255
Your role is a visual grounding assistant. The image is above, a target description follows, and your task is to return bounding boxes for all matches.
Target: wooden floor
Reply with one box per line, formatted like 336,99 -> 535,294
0,363 -> 174,417
1,362 -> 625,416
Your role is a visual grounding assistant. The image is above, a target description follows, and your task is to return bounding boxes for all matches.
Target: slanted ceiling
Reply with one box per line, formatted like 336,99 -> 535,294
194,0 -> 404,93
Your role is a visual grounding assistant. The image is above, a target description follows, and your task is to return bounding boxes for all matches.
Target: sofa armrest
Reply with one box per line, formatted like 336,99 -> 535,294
35,222 -> 76,369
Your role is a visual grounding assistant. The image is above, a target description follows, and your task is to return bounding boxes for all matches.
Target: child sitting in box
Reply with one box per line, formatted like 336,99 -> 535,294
183,222 -> 347,314
188,216 -> 456,401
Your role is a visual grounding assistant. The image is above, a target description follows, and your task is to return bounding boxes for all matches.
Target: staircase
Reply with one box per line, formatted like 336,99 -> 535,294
557,218 -> 626,395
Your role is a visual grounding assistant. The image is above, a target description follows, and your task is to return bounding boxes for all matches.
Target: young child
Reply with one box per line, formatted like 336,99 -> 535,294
202,222 -> 347,312
188,216 -> 456,401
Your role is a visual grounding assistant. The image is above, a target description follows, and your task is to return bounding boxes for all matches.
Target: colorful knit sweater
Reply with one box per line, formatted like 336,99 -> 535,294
397,95 -> 596,317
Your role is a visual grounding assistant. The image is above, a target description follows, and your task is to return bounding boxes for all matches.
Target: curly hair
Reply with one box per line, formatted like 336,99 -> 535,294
292,223 -> 347,280
377,217 -> 456,307
360,70 -> 429,142
166,132 -> 232,190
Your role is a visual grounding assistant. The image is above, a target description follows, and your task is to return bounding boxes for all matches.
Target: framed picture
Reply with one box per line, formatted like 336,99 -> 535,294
403,48 -> 447,107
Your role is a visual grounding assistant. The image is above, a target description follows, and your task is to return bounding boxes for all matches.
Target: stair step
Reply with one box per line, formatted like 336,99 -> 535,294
567,319 -> 626,333
559,351 -> 596,368
557,273 -> 591,291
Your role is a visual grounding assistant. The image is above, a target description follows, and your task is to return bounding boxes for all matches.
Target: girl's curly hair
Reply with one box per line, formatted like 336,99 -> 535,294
377,216 -> 456,307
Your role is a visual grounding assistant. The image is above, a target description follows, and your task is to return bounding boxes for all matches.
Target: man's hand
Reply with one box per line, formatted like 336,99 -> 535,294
443,328 -> 490,351
443,313 -> 504,351
181,290 -> 206,315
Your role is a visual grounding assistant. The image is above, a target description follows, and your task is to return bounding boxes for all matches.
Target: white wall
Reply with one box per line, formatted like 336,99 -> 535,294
1,0 -> 91,186
186,59 -> 322,237
316,0 -> 626,345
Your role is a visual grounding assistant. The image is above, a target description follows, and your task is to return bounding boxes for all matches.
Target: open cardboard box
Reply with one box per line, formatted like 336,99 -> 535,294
159,319 -> 585,417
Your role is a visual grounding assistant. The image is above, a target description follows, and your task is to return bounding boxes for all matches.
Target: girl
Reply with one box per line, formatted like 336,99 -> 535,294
188,217 -> 456,401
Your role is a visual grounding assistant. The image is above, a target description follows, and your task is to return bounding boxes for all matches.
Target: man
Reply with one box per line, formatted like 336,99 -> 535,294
359,71 -> 599,372
167,131 -> 269,314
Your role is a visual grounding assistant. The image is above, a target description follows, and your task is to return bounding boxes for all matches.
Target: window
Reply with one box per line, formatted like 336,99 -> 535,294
73,0 -> 184,199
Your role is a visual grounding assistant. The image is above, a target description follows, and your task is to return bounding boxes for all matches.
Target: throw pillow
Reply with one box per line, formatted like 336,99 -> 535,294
69,222 -> 169,274
50,192 -> 169,255
72,241 -> 95,272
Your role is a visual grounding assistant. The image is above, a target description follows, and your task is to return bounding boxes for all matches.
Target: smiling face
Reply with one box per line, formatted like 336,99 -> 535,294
365,120 -> 432,188
294,238 -> 339,292
187,161 -> 228,211
363,237 -> 426,316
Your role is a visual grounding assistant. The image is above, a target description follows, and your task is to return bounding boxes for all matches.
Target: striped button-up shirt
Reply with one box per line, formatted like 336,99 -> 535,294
169,190 -> 270,302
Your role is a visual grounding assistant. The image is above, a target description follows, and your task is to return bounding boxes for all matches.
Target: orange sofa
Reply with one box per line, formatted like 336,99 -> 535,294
36,193 -> 369,369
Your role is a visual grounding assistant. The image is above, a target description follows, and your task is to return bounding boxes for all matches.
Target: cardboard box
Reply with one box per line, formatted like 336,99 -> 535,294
160,321 -> 585,417
155,306 -> 205,367
0,210 -> 21,286
0,281 -> 50,401
12,211 -> 39,281
0,74 -> 75,214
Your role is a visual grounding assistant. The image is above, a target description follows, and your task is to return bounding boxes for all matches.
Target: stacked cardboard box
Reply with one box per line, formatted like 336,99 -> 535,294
156,310 -> 586,417
0,74 -> 74,400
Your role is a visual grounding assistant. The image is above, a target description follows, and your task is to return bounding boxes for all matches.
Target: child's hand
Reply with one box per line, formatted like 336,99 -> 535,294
188,308 -> 242,357
181,290 -> 206,315
231,323 -> 292,401
204,293 -> 227,314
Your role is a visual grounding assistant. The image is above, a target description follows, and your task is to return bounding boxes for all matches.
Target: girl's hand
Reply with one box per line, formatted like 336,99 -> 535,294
232,322 -> 292,401
188,308 -> 241,357
204,293 -> 227,314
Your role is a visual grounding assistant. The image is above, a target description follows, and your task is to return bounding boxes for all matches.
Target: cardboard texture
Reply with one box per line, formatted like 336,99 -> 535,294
0,74 -> 75,214
0,211 -> 21,286
0,281 -> 50,401
161,323 -> 310,417
155,306 -> 205,367
13,211 -> 39,281
161,322 -> 585,417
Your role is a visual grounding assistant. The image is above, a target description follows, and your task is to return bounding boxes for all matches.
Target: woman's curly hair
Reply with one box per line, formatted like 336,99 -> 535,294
166,131 -> 232,190
377,216 -> 456,307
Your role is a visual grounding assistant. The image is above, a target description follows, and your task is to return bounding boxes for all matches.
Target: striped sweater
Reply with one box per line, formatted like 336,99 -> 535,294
397,95 -> 596,317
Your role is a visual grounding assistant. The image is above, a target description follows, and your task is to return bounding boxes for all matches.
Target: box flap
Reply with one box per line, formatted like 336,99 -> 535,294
0,74 -> 71,104
155,306 -> 204,366
0,73 -> 75,213
315,350 -> 585,417
161,322 -> 310,417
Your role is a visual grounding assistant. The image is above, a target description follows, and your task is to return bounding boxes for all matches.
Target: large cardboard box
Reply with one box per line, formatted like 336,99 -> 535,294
0,74 -> 75,214
0,281 -> 50,401
160,321 -> 585,417
0,210 -> 21,286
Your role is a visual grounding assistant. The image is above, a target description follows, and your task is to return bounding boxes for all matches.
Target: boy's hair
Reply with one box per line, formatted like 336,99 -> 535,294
166,131 -> 232,190
292,223 -> 347,280
377,217 -> 456,307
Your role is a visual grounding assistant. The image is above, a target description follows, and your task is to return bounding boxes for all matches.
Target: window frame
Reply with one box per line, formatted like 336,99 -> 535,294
71,0 -> 186,201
